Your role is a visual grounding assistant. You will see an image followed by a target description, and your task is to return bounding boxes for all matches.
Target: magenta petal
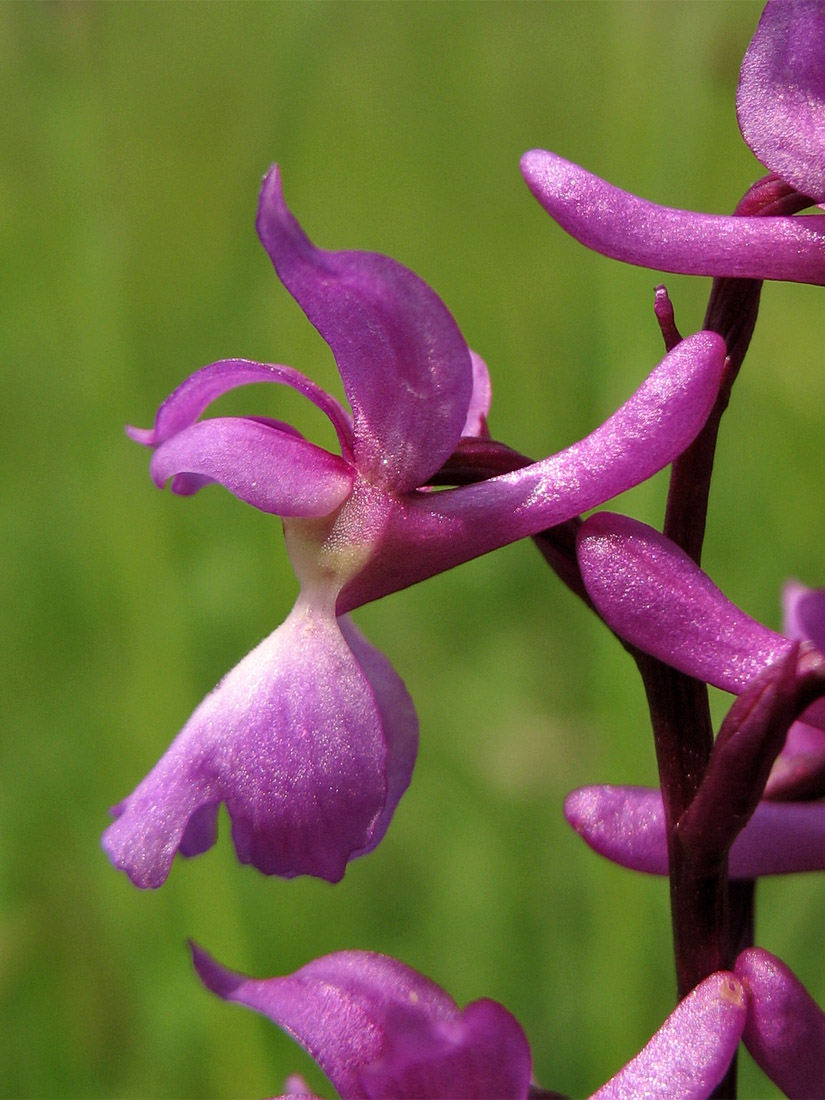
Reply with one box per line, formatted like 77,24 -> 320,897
149,417 -> 354,517
341,332 -> 726,611
577,513 -> 790,694
102,602 -> 399,886
256,167 -> 473,492
735,947 -> 825,1098
190,945 -> 532,1100
128,357 -> 354,459
590,972 -> 746,1100
737,0 -> 825,202
566,785 -> 825,878
783,579 -> 825,650
521,150 -> 825,285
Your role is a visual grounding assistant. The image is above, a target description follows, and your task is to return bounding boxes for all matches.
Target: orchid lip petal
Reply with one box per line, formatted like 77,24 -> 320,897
590,971 -> 746,1100
102,601 -> 403,887
339,331 -> 726,611
131,357 -> 355,461
737,0 -> 825,203
338,618 -> 418,857
190,944 -> 533,1100
521,149 -> 825,285
149,416 -> 355,518
256,166 -> 474,491
735,947 -> 825,1097
565,784 -> 825,878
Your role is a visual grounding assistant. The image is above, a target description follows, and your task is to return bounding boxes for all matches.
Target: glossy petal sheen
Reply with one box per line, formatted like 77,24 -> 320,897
150,417 -> 354,517
256,167 -> 473,491
521,150 -> 825,284
590,972 -> 746,1100
577,513 -> 791,693
340,332 -> 725,610
102,601 -> 417,886
565,785 -> 825,878
737,0 -> 825,202
191,946 -> 532,1100
735,947 -> 825,1098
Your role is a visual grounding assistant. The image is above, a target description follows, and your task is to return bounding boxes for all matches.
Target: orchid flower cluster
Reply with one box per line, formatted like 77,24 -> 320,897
106,3 -> 825,1097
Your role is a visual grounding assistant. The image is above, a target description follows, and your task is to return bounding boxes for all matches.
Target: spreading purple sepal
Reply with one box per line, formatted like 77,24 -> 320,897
102,605 -> 417,887
737,0 -> 825,203
520,150 -> 825,285
735,947 -> 825,1098
256,167 -> 473,492
190,944 -> 533,1100
589,971 -> 746,1100
565,785 -> 825,878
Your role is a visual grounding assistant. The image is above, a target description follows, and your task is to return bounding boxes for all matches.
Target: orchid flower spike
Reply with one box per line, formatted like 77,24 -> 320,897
191,944 -> 746,1100
103,169 -> 726,889
521,1 -> 825,285
567,514 -> 825,879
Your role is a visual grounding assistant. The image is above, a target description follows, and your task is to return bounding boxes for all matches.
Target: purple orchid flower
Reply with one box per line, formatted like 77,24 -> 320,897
191,943 -> 747,1100
567,512 -> 825,877
103,168 -> 726,890
520,1 -> 825,285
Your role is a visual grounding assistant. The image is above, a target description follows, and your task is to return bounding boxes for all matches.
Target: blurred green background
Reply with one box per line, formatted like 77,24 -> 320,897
3,2 -> 824,1097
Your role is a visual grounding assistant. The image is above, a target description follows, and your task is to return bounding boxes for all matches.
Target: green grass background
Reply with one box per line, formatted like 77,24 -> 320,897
3,2 -> 824,1097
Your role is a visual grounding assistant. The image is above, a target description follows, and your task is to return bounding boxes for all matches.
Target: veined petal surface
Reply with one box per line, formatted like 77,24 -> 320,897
256,167 -> 473,492
191,945 -> 532,1100
737,0 -> 825,203
149,416 -> 354,518
590,972 -> 746,1100
103,600 -> 402,886
735,947 -> 825,1098
565,785 -> 825,878
521,150 -> 825,284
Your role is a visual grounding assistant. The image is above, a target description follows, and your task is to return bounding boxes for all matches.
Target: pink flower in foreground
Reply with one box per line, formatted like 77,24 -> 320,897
191,944 -> 747,1100
103,170 -> 725,889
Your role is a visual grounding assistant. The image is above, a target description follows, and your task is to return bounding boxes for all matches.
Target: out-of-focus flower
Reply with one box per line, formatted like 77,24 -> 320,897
103,170 -> 726,889
520,1 -> 825,284
191,944 -> 747,1100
